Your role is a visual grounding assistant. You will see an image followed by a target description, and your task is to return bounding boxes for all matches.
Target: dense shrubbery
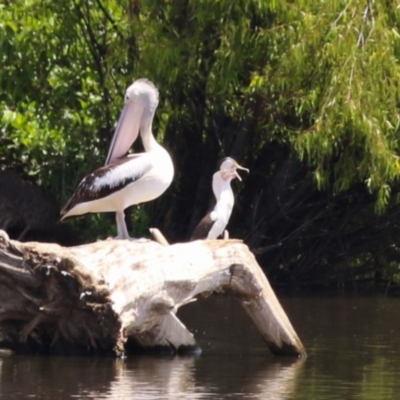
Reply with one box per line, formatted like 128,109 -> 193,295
1,0 -> 400,287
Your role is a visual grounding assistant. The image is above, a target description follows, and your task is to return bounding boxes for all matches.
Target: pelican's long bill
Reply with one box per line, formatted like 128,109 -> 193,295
105,101 -> 145,165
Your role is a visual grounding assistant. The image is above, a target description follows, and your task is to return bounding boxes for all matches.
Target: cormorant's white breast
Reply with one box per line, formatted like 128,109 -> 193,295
190,157 -> 248,240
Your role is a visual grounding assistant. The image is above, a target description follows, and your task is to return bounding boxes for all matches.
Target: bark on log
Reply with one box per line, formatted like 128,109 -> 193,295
0,229 -> 306,357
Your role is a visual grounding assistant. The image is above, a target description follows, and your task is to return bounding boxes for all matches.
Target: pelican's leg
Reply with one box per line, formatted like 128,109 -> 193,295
115,211 -> 130,239
115,211 -> 151,242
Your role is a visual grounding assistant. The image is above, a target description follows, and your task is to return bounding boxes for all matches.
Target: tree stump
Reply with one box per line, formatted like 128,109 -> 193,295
0,230 -> 306,357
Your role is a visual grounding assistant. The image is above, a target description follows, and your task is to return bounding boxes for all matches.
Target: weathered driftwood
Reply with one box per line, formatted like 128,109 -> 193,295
0,229 -> 306,357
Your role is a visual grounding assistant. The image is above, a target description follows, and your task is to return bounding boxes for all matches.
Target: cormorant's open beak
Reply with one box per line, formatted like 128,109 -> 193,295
233,163 -> 249,181
105,101 -> 145,165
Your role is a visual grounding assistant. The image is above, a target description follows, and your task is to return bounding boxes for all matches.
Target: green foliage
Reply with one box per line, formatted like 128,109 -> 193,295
260,1 -> 400,211
0,0 -> 133,198
133,0 -> 400,213
1,0 -> 400,250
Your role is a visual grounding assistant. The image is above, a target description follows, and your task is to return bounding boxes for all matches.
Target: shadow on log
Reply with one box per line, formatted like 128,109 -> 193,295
0,230 -> 306,357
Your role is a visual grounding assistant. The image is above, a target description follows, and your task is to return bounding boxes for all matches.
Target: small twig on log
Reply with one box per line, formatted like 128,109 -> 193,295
149,228 -> 170,246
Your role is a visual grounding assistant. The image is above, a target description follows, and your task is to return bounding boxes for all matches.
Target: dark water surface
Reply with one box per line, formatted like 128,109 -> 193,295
1,295 -> 400,399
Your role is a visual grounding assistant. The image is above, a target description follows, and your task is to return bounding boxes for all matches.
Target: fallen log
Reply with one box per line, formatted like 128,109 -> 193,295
0,229 -> 306,357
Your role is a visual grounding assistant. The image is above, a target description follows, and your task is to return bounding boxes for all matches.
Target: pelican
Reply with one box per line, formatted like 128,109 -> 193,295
190,157 -> 248,240
60,79 -> 174,239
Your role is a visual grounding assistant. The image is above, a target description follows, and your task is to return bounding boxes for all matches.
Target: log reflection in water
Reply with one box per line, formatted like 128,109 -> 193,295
0,353 -> 304,399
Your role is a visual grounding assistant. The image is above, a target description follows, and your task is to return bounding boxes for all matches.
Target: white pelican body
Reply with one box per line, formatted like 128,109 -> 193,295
191,157 -> 248,240
60,79 -> 174,239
